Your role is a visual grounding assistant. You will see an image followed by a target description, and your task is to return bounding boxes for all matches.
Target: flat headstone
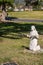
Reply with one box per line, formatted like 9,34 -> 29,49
14,8 -> 19,12
23,48 -> 43,54
40,48 -> 43,52
20,9 -> 24,11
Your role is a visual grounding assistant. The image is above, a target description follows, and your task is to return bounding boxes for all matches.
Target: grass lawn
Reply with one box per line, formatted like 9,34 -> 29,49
0,21 -> 43,65
8,11 -> 43,19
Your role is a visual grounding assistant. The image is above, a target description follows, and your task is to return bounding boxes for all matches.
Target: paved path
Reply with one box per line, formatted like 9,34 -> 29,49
6,17 -> 43,22
13,18 -> 43,22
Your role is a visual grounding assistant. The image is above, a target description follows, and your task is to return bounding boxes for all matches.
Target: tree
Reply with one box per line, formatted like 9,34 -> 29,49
31,0 -> 38,6
0,0 -> 14,4
25,0 -> 30,6
2,0 -> 6,11
24,0 -> 39,6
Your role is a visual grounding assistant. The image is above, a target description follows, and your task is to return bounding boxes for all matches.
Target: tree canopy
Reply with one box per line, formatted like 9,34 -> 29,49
0,0 -> 14,3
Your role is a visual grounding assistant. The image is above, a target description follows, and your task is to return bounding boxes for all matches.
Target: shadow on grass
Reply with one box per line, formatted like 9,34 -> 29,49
0,22 -> 43,40
5,16 -> 18,20
2,62 -> 18,65
22,46 -> 29,50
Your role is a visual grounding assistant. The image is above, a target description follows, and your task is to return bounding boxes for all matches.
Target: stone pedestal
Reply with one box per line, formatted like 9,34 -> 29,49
0,11 -> 7,21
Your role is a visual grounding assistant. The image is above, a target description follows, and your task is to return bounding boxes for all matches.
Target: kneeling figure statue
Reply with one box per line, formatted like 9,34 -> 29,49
27,25 -> 40,51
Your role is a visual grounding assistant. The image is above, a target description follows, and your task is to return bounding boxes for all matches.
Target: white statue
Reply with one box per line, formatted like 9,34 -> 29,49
27,25 -> 40,51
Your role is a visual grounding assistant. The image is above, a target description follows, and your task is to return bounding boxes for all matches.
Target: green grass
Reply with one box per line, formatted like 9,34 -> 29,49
8,11 -> 43,19
0,21 -> 43,65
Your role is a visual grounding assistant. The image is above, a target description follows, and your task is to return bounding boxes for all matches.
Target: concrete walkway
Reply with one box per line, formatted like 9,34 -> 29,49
13,18 -> 43,22
5,17 -> 43,22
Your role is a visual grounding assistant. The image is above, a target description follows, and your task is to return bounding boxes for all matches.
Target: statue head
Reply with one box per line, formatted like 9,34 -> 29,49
31,25 -> 36,31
